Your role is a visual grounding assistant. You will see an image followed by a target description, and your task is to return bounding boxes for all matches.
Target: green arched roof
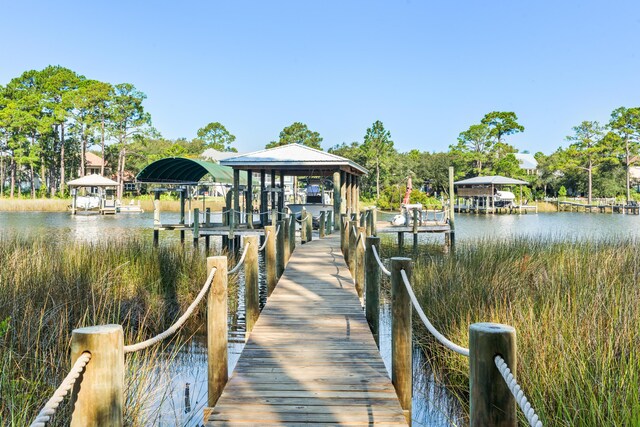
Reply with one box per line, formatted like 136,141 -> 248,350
136,157 -> 247,184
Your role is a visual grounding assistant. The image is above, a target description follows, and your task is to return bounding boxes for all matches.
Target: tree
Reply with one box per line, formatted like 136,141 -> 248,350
481,112 -> 525,157
266,122 -> 323,149
107,83 -> 153,199
451,123 -> 492,174
565,121 -> 605,204
196,122 -> 237,152
362,120 -> 394,199
608,107 -> 640,203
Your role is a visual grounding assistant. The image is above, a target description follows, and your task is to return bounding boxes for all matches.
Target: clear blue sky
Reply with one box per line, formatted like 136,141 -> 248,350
2,1 -> 639,154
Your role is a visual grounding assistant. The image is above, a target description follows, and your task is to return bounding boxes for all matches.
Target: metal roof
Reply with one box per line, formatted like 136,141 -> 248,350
454,175 -> 529,185
136,157 -> 247,184
68,174 -> 118,187
220,143 -> 368,176
515,153 -> 538,170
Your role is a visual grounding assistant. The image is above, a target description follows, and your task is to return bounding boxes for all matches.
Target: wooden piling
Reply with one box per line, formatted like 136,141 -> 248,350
264,225 -> 277,296
340,213 -> 348,257
205,207 -> 211,226
365,236 -> 381,347
391,257 -> 413,424
289,214 -> 296,257
319,211 -> 326,238
153,193 -> 160,246
305,210 -> 313,243
469,323 -> 517,427
412,208 -> 418,251
70,324 -> 124,427
348,220 -> 358,276
326,210 -> 333,235
244,236 -> 259,336
355,226 -> 366,298
283,217 -> 291,265
300,209 -> 307,243
372,207 -> 377,236
398,232 -> 404,256
207,256 -> 228,407
193,208 -> 200,248
276,220 -> 285,279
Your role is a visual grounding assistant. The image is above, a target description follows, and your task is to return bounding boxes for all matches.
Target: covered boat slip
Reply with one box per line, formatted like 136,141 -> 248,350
453,175 -> 538,214
135,144 -> 368,246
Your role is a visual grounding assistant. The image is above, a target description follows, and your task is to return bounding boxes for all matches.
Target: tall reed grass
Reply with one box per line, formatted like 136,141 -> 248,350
386,237 -> 640,426
0,236 -> 229,425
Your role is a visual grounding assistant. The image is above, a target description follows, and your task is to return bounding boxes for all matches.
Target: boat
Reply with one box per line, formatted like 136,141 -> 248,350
117,199 -> 144,213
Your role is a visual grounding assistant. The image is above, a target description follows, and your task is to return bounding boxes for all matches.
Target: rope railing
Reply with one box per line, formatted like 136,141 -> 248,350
229,243 -> 250,274
123,268 -> 216,353
275,224 -> 281,236
30,352 -> 92,427
399,269 -> 470,356
371,245 -> 391,277
495,355 -> 543,427
259,231 -> 270,251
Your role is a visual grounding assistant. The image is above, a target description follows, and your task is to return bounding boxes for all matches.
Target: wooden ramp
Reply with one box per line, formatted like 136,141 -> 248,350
205,234 -> 408,426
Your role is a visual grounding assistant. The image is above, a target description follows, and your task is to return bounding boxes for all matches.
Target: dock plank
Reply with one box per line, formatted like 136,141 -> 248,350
204,234 -> 407,426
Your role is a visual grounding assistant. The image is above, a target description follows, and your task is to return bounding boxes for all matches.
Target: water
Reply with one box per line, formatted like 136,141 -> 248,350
3,210 -> 638,425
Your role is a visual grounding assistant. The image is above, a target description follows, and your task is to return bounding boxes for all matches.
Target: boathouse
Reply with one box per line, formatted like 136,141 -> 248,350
454,175 -> 535,214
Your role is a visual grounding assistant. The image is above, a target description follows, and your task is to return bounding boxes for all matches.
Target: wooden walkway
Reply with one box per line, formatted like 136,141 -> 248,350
205,234 -> 408,426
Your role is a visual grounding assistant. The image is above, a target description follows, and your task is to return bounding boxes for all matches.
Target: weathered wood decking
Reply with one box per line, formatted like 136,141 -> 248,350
205,234 -> 408,426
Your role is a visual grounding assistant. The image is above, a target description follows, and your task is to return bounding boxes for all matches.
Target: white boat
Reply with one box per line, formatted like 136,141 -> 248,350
76,195 -> 101,210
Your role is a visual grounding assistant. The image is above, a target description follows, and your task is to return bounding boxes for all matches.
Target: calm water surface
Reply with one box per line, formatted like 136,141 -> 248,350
2,211 -> 638,425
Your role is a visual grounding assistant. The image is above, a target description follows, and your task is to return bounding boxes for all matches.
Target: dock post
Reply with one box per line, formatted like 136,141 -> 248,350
348,220 -> 358,276
207,256 -> 228,407
398,232 -> 404,256
153,192 -> 160,246
448,166 -> 456,250
319,211 -> 326,238
180,188 -> 186,245
412,208 -> 419,252
193,208 -> 200,249
264,225 -> 277,296
360,210 -> 366,227
70,324 -> 124,427
300,208 -> 308,243
341,213 -> 348,258
372,207 -> 377,236
365,236 -> 381,347
355,226 -> 366,298
391,257 -> 413,424
289,214 -> 296,256
469,323 -> 517,427
326,210 -> 333,235
244,235 -> 259,336
283,217 -> 291,265
333,171 -> 341,231
276,220 -> 285,279
305,210 -> 313,243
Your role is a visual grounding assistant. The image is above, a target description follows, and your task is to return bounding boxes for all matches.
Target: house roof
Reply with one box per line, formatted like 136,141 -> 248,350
220,143 -> 368,176
135,157 -> 247,185
201,149 -> 242,163
68,174 -> 118,187
85,152 -> 105,167
515,153 -> 538,170
454,175 -> 529,186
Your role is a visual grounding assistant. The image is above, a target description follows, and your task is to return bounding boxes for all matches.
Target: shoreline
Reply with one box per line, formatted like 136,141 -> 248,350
0,197 -> 226,213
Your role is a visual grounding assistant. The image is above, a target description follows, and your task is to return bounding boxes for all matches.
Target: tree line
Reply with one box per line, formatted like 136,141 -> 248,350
2,66 -> 639,205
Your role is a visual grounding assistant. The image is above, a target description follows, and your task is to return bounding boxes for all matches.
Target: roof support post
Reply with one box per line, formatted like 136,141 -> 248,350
233,169 -> 240,230
270,169 -> 276,212
351,174 -> 358,221
247,170 -> 253,229
279,172 -> 285,221
260,170 -> 267,227
346,173 -> 352,216
333,171 -> 341,231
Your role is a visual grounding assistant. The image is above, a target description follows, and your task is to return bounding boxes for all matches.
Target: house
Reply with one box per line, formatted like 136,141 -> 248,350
84,152 -> 106,176
515,153 -> 538,175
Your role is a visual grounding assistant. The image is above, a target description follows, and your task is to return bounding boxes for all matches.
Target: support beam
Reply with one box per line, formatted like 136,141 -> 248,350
270,169 -> 276,212
279,172 -> 285,221
246,170 -> 253,229
260,169 -> 267,227
333,171 -> 341,230
346,173 -> 352,215
233,169 -> 240,229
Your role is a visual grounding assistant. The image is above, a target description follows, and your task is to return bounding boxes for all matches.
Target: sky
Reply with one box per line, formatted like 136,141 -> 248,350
1,0 -> 639,155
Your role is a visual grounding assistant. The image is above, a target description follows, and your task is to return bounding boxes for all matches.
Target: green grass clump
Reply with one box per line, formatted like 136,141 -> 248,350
388,237 -> 640,426
0,236 -> 226,426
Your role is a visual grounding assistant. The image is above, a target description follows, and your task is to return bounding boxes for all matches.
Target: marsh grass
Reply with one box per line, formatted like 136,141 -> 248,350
382,237 -> 640,426
0,236 -> 232,425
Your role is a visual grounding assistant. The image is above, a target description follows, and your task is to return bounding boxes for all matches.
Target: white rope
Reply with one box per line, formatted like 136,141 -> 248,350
275,224 -> 281,236
123,268 -> 216,353
400,269 -> 470,357
371,245 -> 391,277
495,355 -> 543,427
229,243 -> 251,274
358,233 -> 366,251
259,231 -> 270,251
30,352 -> 92,427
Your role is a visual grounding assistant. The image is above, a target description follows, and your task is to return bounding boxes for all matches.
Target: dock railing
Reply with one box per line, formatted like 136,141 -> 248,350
30,208 -> 337,426
345,207 -> 543,427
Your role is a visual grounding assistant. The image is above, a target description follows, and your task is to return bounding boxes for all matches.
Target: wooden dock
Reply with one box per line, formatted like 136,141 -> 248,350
205,234 -> 408,426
